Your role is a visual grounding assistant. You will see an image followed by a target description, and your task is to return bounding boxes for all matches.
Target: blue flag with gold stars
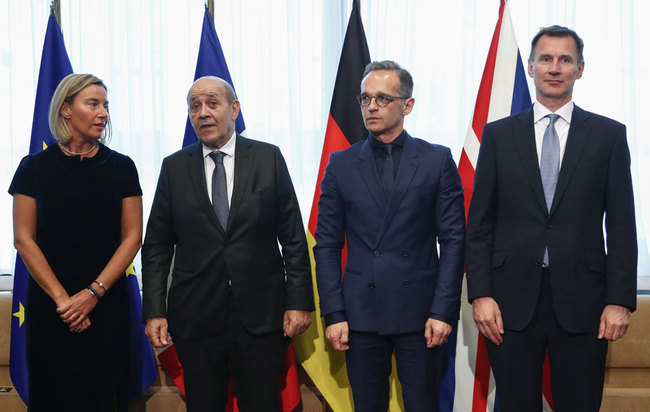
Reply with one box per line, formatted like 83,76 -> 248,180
124,263 -> 158,399
181,5 -> 247,148
10,10 -> 73,402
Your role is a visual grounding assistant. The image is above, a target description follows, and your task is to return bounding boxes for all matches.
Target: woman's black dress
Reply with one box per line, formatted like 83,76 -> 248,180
9,143 -> 142,412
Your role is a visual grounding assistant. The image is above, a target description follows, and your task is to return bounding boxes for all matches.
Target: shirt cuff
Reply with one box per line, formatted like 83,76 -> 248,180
324,311 -> 347,327
429,313 -> 454,324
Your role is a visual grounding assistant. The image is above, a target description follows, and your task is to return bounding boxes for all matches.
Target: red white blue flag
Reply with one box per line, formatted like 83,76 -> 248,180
453,2 -> 553,411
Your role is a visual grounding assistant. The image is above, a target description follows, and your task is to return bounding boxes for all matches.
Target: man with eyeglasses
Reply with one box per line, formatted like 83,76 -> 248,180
314,60 -> 465,412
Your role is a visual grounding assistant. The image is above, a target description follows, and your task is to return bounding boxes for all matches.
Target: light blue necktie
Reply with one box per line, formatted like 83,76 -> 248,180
209,151 -> 229,230
540,114 -> 560,265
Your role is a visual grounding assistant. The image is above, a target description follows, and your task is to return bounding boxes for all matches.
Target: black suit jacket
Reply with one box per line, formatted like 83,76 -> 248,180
466,105 -> 637,333
142,135 -> 313,339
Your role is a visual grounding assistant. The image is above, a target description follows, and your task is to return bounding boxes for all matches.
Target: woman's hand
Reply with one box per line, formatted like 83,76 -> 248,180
69,317 -> 92,333
57,288 -> 99,331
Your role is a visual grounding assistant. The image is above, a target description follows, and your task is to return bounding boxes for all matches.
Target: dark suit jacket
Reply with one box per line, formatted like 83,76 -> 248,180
466,105 -> 637,333
142,135 -> 313,339
314,132 -> 465,335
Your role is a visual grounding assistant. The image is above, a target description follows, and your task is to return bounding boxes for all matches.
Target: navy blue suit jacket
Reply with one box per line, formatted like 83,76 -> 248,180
466,106 -> 637,333
314,132 -> 465,334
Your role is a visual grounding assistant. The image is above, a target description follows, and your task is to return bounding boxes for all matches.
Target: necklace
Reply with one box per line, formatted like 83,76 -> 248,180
58,142 -> 98,157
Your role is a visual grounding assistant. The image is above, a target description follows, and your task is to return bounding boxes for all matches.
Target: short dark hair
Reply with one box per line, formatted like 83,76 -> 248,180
529,25 -> 584,64
362,60 -> 414,97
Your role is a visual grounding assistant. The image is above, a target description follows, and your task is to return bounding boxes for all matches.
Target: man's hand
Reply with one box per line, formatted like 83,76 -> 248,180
473,296 -> 504,345
283,310 -> 312,337
145,317 -> 171,347
598,304 -> 631,341
424,318 -> 452,348
325,321 -> 350,351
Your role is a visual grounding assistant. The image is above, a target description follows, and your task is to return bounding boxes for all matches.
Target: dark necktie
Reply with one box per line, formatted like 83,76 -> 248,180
381,144 -> 395,200
540,113 -> 560,265
209,151 -> 229,229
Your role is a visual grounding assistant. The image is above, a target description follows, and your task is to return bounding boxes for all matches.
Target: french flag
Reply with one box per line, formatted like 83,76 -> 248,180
452,1 -> 553,411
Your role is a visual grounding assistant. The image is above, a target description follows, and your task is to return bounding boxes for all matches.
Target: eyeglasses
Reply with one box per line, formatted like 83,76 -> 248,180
357,94 -> 409,107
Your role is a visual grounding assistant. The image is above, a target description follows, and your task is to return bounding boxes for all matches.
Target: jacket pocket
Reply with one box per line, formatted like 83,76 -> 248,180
585,252 -> 606,274
491,251 -> 507,268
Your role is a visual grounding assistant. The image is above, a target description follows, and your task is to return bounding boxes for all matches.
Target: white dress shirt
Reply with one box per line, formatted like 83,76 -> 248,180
533,100 -> 574,168
202,131 -> 236,206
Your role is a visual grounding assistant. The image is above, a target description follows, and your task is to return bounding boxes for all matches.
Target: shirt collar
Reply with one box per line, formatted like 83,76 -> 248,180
369,129 -> 407,148
533,100 -> 574,125
202,131 -> 237,158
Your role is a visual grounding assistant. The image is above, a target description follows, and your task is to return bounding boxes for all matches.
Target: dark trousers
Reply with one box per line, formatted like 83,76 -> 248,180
173,298 -> 289,412
345,330 -> 444,412
486,268 -> 608,412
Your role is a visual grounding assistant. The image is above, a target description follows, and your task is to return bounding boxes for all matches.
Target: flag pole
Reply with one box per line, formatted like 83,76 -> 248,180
51,0 -> 61,26
206,0 -> 214,19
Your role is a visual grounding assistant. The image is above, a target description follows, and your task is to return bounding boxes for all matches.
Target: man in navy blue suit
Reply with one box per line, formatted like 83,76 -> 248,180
314,60 -> 465,412
467,26 -> 637,411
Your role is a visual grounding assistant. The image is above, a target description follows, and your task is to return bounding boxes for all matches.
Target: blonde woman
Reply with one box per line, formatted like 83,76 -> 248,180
10,73 -> 142,412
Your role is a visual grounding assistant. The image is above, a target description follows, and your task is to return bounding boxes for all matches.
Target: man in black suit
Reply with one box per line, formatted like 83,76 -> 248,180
142,76 -> 313,412
466,26 -> 637,411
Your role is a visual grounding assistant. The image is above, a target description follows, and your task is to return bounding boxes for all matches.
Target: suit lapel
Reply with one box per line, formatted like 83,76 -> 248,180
384,134 -> 418,223
357,138 -> 388,215
513,108 -> 548,214
186,142 -> 224,232
364,133 -> 419,248
228,134 -> 253,231
550,105 -> 590,214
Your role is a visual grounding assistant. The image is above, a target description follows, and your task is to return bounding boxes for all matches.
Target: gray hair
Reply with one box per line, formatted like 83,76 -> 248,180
186,76 -> 237,105
362,60 -> 414,97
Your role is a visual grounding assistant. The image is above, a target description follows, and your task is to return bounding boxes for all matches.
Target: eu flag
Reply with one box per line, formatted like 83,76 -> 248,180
10,10 -> 73,403
182,5 -> 246,148
124,263 -> 158,399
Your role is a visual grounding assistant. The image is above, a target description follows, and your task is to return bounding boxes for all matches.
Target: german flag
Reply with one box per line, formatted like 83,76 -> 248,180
293,1 -> 371,410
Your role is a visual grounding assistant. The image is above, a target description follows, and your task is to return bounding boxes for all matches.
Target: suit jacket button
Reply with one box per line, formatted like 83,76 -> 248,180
368,282 -> 375,289
403,281 -> 411,287
534,259 -> 541,267
401,250 -> 408,257
373,250 -> 380,257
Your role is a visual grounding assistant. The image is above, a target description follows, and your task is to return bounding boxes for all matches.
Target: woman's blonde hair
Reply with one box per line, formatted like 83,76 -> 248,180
48,73 -> 112,144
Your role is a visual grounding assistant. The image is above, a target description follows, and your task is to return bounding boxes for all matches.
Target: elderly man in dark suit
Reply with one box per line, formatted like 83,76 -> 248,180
467,26 -> 637,412
315,60 -> 465,412
142,76 -> 313,412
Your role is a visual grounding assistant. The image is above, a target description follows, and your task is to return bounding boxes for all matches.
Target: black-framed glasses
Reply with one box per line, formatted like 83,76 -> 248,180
357,94 -> 409,107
